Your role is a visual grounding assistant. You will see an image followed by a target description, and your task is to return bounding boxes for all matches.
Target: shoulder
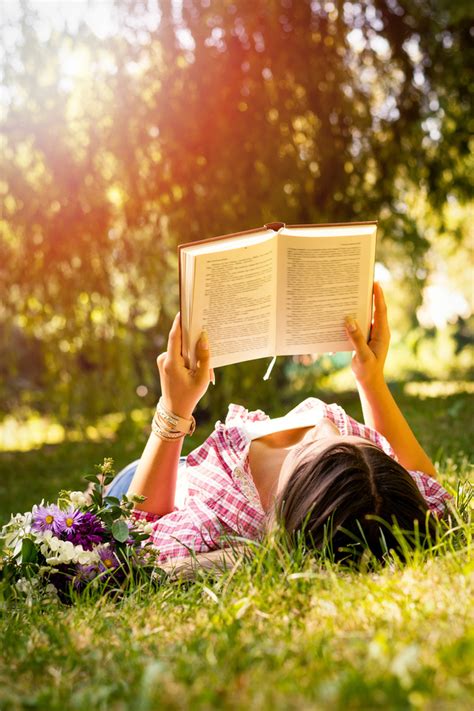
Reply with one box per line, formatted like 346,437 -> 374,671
408,470 -> 453,517
224,403 -> 271,427
286,397 -> 396,454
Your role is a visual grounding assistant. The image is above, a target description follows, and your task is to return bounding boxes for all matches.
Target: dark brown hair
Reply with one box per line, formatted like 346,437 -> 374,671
271,443 -> 439,565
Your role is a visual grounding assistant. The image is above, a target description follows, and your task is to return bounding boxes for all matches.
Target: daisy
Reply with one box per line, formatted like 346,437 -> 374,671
97,545 -> 119,572
31,504 -> 62,533
53,507 -> 83,536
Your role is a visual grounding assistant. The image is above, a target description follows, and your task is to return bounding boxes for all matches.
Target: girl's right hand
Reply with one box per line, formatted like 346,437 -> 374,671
344,282 -> 390,388
156,313 -> 213,419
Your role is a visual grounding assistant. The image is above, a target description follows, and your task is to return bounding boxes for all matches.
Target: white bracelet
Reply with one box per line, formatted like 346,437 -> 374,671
150,398 -> 196,441
151,416 -> 186,441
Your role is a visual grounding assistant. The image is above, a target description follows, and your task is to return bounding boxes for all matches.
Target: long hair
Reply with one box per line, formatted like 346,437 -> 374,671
269,442 -> 439,564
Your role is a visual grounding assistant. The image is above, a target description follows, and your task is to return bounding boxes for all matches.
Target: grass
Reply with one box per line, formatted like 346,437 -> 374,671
0,382 -> 473,710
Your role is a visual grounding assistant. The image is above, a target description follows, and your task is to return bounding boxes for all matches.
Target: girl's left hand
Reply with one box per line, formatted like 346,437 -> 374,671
156,313 -> 214,419
344,281 -> 390,388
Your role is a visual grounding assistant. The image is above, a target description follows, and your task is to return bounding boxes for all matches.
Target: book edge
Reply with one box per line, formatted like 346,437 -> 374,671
178,220 -> 378,251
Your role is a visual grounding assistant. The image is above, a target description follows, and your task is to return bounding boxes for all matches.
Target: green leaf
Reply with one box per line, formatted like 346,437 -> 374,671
104,496 -> 121,506
106,507 -> 124,521
21,538 -> 38,564
100,512 -> 114,527
83,474 -> 100,483
111,520 -> 130,543
91,490 -> 103,506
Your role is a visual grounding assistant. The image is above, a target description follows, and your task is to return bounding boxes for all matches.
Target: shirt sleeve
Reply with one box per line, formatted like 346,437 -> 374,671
130,500 -> 226,563
408,470 -> 453,517
210,403 -> 271,459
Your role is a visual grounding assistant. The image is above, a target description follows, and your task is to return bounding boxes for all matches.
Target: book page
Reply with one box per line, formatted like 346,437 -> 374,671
185,234 -> 277,368
276,228 -> 376,355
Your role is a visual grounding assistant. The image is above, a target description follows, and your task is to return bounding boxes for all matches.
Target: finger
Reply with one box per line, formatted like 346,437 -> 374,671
344,317 -> 372,362
195,331 -> 211,380
374,282 -> 388,319
166,312 -> 183,360
369,282 -> 390,343
156,352 -> 166,372
209,367 -> 215,385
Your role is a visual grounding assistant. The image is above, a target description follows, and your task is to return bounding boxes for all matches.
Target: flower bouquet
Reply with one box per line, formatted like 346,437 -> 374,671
0,459 -> 164,604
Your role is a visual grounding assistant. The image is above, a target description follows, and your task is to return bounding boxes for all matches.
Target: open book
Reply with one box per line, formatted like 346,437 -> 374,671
179,221 -> 377,370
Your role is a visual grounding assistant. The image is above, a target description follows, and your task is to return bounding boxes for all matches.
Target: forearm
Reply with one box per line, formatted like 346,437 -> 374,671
128,314 -> 210,516
357,377 -> 437,477
127,432 -> 184,516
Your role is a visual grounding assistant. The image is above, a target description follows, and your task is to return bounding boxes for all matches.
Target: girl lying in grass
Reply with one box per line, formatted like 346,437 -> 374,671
110,283 -> 451,566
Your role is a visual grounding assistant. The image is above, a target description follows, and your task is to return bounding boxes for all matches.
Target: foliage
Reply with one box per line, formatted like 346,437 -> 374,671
0,0 -> 472,420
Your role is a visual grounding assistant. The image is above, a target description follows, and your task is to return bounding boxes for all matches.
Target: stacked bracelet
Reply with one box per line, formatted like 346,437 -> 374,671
151,398 -> 196,441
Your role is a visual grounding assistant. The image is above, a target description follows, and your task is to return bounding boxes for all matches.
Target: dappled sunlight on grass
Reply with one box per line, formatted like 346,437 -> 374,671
0,409 -> 152,452
404,381 -> 474,397
1,542 -> 472,709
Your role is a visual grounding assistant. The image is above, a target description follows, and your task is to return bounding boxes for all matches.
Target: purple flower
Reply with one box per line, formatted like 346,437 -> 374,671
98,545 -> 120,573
31,504 -> 62,533
73,564 -> 98,589
53,507 -> 83,537
65,512 -> 106,550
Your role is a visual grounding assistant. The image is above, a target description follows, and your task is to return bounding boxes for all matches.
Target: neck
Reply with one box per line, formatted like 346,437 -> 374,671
248,426 -> 315,512
248,444 -> 287,511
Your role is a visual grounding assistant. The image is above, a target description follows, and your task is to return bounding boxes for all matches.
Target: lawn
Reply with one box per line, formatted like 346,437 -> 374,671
0,383 -> 473,710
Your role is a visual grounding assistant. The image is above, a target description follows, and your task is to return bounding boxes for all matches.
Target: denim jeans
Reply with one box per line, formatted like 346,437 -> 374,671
107,456 -> 187,500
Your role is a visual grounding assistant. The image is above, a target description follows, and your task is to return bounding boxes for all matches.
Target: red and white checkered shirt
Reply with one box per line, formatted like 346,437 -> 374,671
131,398 -> 452,563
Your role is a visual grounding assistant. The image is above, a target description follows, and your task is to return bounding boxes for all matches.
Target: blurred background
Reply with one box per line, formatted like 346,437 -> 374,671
0,0 -> 472,451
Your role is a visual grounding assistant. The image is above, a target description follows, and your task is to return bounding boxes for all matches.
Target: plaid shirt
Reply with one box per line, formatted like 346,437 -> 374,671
131,398 -> 452,563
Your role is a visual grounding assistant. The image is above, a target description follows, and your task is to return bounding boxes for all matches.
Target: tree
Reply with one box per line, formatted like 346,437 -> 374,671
0,0 -> 471,419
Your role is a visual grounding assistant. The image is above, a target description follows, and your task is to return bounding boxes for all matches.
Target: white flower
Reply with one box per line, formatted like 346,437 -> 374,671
48,536 -> 61,552
77,550 -> 97,565
1,511 -> 33,555
46,556 -> 62,565
69,491 -> 90,507
39,535 -> 100,566
36,530 -> 53,542
133,520 -> 155,535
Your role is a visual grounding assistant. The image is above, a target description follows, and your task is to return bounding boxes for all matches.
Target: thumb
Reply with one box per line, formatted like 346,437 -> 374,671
195,331 -> 211,376
344,317 -> 371,362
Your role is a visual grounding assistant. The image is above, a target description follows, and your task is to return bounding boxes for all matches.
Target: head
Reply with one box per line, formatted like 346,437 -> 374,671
268,419 -> 438,565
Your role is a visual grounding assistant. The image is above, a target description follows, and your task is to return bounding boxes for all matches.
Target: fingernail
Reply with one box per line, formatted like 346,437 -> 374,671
200,331 -> 209,349
210,373 -> 215,385
345,317 -> 357,332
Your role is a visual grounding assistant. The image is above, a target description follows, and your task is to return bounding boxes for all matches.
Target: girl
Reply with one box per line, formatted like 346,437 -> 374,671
108,283 -> 451,565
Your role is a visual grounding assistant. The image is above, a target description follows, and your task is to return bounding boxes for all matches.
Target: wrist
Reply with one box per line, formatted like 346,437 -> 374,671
356,373 -> 386,395
152,398 -> 196,440
160,397 -> 195,420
